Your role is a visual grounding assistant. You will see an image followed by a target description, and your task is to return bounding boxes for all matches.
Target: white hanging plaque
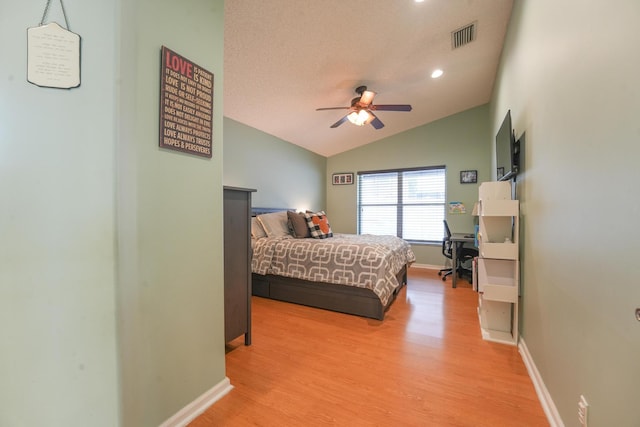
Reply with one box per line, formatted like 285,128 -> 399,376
27,22 -> 80,89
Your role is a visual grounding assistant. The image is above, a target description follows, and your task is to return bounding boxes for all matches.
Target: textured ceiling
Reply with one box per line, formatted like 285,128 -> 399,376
224,0 -> 513,157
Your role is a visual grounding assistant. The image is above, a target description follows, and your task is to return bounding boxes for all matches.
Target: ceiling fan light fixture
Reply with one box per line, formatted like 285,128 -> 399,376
431,69 -> 444,78
359,90 -> 376,106
347,109 -> 371,126
318,86 -> 411,129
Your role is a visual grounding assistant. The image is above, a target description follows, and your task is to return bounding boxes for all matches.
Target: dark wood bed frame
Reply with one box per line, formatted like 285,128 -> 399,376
250,207 -> 409,320
251,265 -> 408,320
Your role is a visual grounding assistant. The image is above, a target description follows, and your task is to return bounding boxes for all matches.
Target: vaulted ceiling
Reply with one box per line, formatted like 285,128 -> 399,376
224,0 -> 513,157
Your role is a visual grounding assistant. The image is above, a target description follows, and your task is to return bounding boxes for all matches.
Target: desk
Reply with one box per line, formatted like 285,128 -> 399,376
449,233 -> 475,288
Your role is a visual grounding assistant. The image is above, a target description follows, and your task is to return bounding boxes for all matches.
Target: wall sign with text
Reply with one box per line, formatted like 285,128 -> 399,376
27,22 -> 81,89
159,46 -> 214,158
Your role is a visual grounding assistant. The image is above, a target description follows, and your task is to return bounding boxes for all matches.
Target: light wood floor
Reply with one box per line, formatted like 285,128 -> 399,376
191,268 -> 548,426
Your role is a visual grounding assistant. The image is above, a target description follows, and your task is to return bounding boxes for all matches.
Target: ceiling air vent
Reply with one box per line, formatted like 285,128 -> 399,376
451,22 -> 476,49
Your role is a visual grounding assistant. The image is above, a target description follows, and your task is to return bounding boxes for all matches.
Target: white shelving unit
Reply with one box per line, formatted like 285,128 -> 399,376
477,181 -> 519,346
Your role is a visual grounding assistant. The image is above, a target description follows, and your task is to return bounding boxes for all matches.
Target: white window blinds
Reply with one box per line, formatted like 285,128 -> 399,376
358,166 -> 446,242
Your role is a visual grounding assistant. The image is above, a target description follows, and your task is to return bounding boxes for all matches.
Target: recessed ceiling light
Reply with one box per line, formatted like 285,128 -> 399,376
415,0 -> 425,3
431,69 -> 444,78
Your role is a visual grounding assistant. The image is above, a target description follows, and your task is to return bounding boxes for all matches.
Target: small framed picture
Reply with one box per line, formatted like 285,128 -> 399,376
460,170 -> 478,184
332,172 -> 354,185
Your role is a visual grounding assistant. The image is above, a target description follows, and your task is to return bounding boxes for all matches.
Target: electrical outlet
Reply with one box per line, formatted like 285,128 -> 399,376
578,395 -> 589,427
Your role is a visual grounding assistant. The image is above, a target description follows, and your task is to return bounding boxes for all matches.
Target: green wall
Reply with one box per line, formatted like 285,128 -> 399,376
224,117 -> 326,211
0,2 -> 119,426
493,0 -> 640,425
117,1 -> 226,426
0,1 -> 226,426
327,105 -> 491,267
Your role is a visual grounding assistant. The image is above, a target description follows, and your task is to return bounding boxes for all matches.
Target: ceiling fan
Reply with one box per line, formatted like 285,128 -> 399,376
316,86 -> 412,129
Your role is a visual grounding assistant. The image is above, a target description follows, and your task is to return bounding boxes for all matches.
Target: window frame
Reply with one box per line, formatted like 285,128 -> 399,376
357,165 -> 446,244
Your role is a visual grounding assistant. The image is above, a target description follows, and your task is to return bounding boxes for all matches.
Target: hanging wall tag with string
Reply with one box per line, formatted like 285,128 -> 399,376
27,0 -> 80,89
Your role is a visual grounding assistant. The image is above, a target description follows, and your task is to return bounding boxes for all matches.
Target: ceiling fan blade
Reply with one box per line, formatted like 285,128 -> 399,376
316,107 -> 349,111
330,114 -> 350,128
370,104 -> 412,112
369,113 -> 384,130
359,90 -> 376,107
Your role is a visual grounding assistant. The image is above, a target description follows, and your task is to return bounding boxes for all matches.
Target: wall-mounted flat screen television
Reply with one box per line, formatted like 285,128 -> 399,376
496,110 -> 519,181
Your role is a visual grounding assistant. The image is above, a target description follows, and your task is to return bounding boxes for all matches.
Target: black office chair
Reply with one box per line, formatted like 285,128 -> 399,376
438,236 -> 456,281
437,220 -> 478,282
438,219 -> 456,280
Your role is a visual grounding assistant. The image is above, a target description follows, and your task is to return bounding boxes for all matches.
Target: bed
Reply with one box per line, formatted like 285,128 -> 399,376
250,209 -> 416,320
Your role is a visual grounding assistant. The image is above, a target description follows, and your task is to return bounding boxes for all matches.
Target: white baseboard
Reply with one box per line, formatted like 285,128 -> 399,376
519,339 -> 564,427
409,263 -> 441,270
160,377 -> 233,427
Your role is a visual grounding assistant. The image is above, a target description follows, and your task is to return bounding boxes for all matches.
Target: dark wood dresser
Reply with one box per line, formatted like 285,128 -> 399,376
223,186 -> 256,345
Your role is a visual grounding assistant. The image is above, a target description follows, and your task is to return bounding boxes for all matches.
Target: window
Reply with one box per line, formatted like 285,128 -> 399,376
357,166 -> 446,243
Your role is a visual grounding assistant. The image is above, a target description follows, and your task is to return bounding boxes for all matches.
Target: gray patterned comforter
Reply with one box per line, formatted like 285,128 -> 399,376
251,233 -> 416,306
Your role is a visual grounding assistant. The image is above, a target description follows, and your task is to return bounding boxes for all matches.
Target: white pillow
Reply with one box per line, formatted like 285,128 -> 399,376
256,211 -> 291,237
251,217 -> 267,239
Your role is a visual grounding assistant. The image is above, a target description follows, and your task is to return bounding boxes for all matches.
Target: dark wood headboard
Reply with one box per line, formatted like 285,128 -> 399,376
251,207 -> 295,217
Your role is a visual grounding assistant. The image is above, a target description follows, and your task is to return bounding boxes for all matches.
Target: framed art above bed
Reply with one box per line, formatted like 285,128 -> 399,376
332,172 -> 354,185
